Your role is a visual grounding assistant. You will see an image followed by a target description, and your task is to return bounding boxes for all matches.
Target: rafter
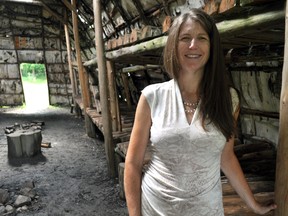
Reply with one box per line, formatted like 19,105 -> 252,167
38,0 -> 66,25
131,0 -> 150,25
0,0 -> 42,4
110,0 -> 130,25
61,0 -> 76,13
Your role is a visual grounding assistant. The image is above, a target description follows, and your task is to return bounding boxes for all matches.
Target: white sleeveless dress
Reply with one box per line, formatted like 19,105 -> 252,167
141,79 -> 239,216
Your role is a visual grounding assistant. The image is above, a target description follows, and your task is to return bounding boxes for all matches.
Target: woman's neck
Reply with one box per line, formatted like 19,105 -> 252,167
177,71 -> 202,96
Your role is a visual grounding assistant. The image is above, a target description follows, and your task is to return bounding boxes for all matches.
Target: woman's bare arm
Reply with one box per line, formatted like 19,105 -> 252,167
124,94 -> 152,216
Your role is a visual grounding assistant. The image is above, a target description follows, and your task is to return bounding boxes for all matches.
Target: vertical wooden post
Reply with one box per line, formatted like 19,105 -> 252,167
275,3 -> 288,215
71,0 -> 92,134
121,73 -> 132,109
107,60 -> 120,132
93,0 -> 116,177
64,9 -> 77,107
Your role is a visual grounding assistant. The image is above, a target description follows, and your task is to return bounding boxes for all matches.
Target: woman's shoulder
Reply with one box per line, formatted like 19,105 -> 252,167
142,79 -> 173,94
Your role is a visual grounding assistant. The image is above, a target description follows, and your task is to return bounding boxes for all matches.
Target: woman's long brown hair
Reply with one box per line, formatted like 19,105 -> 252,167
163,9 -> 235,141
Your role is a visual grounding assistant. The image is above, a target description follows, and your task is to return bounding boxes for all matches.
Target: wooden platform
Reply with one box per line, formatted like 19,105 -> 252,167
85,107 -> 134,143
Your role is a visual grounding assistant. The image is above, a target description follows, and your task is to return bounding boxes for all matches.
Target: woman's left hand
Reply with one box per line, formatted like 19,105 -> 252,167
251,202 -> 277,215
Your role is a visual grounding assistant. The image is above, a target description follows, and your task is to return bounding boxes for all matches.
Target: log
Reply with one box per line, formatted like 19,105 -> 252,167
7,130 -> 42,158
222,180 -> 275,196
118,162 -> 125,200
64,10 -> 77,111
107,61 -> 119,132
93,0 -> 116,177
218,7 -> 285,39
121,73 -> 132,109
121,64 -> 161,74
162,16 -> 171,33
234,142 -> 275,158
106,36 -> 168,60
71,0 -> 91,141
238,150 -> 276,162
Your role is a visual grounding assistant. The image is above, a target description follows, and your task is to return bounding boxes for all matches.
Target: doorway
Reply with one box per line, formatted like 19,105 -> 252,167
20,63 -> 49,110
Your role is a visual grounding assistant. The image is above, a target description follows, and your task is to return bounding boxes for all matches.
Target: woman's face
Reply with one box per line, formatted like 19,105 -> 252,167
177,18 -> 210,75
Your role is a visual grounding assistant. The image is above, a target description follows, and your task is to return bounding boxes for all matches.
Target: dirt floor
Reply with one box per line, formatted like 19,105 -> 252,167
0,106 -> 128,216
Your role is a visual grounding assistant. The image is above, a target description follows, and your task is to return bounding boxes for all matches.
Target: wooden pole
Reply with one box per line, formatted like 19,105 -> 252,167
275,2 -> 288,215
121,73 -> 132,109
106,61 -> 120,132
93,0 -> 116,177
64,9 -> 76,108
71,0 -> 92,135
71,0 -> 90,106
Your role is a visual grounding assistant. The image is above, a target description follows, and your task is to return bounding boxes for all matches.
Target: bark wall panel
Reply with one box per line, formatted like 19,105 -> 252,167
232,71 -> 280,112
62,52 -> 68,64
49,94 -> 70,105
47,64 -> 66,73
47,73 -> 66,84
0,94 -> 23,106
45,51 -> 62,63
0,37 -> 14,49
17,51 -> 44,63
241,115 -> 279,146
11,19 -> 42,29
48,83 -> 71,95
0,51 -> 17,63
44,38 -> 61,50
230,45 -> 282,146
44,25 -> 61,36
0,64 -> 19,79
0,80 -> 22,94
15,37 -> 43,50
0,17 -> 10,29
8,4 -> 41,16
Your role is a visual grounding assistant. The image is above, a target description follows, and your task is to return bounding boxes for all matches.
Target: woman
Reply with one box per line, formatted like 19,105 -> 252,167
124,8 -> 276,216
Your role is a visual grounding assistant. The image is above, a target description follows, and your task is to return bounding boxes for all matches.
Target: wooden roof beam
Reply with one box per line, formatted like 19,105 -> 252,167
131,0 -> 150,25
110,0 -> 130,25
38,0 -> 66,25
61,0 -> 76,13
1,0 -> 42,4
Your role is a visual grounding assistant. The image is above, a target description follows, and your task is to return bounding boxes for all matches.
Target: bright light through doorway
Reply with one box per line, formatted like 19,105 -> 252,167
20,63 -> 49,112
